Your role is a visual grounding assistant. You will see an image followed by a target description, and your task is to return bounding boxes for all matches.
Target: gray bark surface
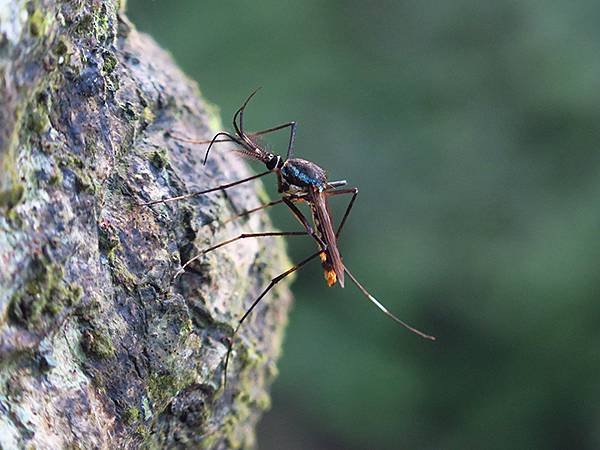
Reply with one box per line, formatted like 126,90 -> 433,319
0,1 -> 293,448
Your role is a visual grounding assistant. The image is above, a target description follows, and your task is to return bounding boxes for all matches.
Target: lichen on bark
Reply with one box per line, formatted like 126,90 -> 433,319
0,1 -> 293,448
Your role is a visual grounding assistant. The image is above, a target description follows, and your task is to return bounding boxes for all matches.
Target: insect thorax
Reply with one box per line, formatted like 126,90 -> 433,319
280,158 -> 328,189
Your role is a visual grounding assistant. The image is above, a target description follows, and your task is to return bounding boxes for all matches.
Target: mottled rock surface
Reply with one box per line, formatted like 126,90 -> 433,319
0,1 -> 292,448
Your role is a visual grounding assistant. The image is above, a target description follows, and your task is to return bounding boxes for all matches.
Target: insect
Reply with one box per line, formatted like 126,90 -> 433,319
142,89 -> 435,386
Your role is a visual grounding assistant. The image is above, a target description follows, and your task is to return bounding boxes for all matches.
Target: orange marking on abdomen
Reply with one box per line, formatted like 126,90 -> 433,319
325,269 -> 337,287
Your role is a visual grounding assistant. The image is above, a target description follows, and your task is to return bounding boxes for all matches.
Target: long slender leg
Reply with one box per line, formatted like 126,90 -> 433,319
175,230 -> 307,278
282,197 -> 327,248
170,89 -> 297,167
219,195 -> 329,388
232,89 -> 299,160
221,199 -> 285,225
322,187 -> 435,340
249,121 -> 297,159
221,190 -> 309,225
222,250 -> 322,388
175,196 -> 308,274
324,187 -> 358,237
285,121 -> 297,159
139,170 -> 271,206
327,179 -> 347,188
213,191 -> 309,227
344,268 -> 436,340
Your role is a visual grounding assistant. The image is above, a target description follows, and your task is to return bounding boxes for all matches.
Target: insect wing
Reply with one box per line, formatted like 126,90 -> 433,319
310,188 -> 345,287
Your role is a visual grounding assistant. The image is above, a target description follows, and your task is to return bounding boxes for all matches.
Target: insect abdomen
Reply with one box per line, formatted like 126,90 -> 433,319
320,252 -> 338,287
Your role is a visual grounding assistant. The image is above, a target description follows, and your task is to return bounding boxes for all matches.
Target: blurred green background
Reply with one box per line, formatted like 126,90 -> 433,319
128,1 -> 600,448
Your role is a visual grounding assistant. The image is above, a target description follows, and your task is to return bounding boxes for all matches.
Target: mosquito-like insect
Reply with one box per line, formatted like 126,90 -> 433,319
141,89 -> 435,386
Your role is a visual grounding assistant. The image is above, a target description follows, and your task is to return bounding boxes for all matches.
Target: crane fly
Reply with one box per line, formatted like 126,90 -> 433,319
141,89 -> 435,387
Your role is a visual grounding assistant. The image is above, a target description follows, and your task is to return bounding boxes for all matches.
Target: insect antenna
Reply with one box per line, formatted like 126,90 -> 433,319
170,126 -> 295,145
233,87 -> 262,138
166,129 -> 251,165
343,266 -> 436,340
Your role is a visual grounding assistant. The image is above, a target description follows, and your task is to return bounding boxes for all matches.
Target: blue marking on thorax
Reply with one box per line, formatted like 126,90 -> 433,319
283,165 -> 322,187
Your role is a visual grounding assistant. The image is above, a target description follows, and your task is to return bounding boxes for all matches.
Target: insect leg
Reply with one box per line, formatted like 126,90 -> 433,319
223,250 -> 322,388
282,197 -> 327,249
324,187 -> 435,340
139,170 -> 271,206
218,192 -> 308,226
221,199 -> 285,225
175,230 -> 308,278
324,187 -> 359,238
343,267 -> 436,341
247,121 -> 297,159
327,179 -> 347,188
232,89 -> 298,159
169,121 -> 297,167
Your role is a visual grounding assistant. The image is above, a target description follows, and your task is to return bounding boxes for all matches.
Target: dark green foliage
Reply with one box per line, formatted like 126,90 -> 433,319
128,1 -> 600,449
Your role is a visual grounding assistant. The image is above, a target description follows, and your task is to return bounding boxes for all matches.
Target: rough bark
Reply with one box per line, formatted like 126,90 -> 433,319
0,1 -> 293,448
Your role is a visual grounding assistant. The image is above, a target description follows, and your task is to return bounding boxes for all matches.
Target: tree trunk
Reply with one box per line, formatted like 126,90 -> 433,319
0,1 -> 293,448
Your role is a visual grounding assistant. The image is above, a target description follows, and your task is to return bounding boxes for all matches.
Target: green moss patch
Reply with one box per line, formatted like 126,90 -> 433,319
0,184 -> 24,210
101,52 -> 118,74
150,149 -> 169,169
9,256 -> 83,330
81,328 -> 116,359
123,406 -> 141,425
147,369 -> 198,411
29,9 -> 47,37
